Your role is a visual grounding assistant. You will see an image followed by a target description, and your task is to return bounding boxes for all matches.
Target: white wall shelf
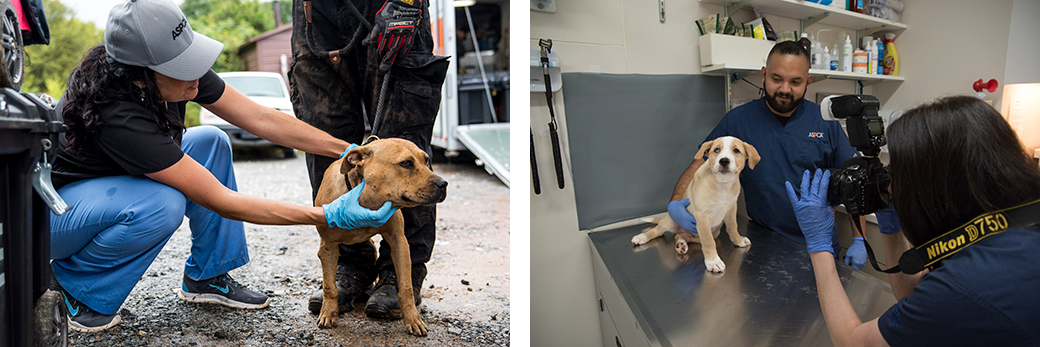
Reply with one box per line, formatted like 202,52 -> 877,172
699,0 -> 907,33
703,63 -> 905,84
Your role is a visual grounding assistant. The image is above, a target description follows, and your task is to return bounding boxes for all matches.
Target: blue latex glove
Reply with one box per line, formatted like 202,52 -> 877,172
322,180 -> 398,229
340,143 -> 358,159
785,169 -> 836,254
667,199 -> 698,234
844,237 -> 866,269
874,206 -> 903,235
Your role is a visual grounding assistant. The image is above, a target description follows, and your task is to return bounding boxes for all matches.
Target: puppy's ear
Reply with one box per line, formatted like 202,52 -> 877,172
742,142 -> 761,170
698,141 -> 716,159
340,146 -> 372,175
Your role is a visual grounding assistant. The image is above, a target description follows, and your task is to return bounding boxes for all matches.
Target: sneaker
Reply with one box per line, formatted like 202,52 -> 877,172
178,273 -> 270,309
56,285 -> 122,332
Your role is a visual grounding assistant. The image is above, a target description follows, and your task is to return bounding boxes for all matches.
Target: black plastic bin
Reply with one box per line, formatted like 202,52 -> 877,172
457,71 -> 509,125
0,89 -> 68,347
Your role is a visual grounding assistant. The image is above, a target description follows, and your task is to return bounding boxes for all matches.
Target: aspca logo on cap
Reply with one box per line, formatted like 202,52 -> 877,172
172,18 -> 188,40
808,132 -> 824,138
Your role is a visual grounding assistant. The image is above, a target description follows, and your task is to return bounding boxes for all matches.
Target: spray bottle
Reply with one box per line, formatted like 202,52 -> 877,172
883,33 -> 899,76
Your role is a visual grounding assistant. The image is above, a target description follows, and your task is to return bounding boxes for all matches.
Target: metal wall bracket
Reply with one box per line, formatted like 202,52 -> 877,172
803,12 -> 830,28
659,0 -> 665,22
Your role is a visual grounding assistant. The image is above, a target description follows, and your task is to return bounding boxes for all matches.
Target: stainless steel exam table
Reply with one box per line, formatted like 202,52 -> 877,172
589,217 -> 897,347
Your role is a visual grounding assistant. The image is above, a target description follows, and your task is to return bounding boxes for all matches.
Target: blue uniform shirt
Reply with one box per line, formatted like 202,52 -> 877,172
877,226 -> 1040,346
704,98 -> 857,250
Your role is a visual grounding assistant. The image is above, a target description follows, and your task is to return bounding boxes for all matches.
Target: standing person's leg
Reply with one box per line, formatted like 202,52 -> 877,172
51,176 -> 187,331
176,125 -> 269,309
290,0 -> 377,313
361,3 -> 450,318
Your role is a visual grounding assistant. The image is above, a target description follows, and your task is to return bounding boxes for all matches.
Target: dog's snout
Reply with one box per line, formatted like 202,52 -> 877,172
434,178 -> 448,191
719,157 -> 730,166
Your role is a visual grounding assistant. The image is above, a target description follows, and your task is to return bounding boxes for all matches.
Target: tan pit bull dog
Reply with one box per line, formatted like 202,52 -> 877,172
313,138 -> 447,336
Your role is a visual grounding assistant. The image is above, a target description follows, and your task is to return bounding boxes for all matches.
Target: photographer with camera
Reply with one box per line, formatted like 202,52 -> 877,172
787,95 -> 1040,346
670,40 -> 868,267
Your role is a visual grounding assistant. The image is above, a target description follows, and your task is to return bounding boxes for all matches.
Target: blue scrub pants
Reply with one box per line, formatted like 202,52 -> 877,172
50,126 -> 249,315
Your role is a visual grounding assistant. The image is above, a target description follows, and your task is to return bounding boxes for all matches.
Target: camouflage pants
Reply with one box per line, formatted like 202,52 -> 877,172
288,0 -> 449,283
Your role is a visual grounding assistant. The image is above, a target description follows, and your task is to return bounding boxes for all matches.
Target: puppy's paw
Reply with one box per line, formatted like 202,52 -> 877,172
317,314 -> 338,328
733,237 -> 751,248
704,256 -> 726,273
405,316 -> 428,336
675,239 -> 688,255
631,234 -> 649,245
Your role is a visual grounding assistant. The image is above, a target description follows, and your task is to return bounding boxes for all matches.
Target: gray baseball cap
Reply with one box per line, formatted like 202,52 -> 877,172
105,0 -> 223,81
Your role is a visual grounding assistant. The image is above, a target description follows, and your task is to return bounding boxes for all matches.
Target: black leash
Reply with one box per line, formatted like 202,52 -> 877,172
859,198 -> 1040,274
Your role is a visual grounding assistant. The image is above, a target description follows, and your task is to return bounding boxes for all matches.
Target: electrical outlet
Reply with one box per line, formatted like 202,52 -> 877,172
531,0 -> 556,13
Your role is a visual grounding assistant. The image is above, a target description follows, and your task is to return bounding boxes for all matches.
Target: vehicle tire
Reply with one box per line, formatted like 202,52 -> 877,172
0,0 -> 23,91
33,290 -> 69,347
282,146 -> 297,158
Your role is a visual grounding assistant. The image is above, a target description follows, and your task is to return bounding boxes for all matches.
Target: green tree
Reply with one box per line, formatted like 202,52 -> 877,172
181,0 -> 292,72
22,0 -> 104,97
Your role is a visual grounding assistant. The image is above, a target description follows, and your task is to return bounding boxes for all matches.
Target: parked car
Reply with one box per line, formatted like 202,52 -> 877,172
199,71 -> 297,158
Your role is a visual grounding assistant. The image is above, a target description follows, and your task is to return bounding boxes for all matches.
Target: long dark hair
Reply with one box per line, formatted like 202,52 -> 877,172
888,95 -> 1040,246
62,45 -> 182,154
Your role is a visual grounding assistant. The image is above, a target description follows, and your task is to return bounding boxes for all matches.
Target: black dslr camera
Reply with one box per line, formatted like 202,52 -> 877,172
822,95 -> 892,217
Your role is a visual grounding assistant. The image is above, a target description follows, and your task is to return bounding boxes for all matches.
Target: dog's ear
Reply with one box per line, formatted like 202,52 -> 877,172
742,142 -> 761,170
698,140 -> 716,159
340,146 -> 373,175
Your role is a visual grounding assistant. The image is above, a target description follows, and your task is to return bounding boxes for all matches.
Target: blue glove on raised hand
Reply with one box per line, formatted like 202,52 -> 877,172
667,199 -> 698,234
340,143 -> 358,159
844,237 -> 866,269
322,180 -> 398,229
785,169 -> 836,254
874,205 -> 903,235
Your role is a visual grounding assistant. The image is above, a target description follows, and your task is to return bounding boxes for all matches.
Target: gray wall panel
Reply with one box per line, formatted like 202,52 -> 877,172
561,73 -> 726,230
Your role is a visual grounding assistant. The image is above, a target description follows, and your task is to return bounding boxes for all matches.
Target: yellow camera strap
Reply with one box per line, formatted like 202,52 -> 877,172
865,198 -> 1040,274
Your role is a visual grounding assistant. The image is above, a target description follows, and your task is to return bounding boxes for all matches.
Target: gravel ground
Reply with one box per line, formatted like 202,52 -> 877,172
67,149 -> 510,346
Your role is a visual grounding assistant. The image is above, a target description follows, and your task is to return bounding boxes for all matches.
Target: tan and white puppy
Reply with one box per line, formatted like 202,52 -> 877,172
632,136 -> 760,273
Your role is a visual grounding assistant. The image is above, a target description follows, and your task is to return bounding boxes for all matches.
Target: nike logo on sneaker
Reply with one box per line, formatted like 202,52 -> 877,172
209,284 -> 230,294
62,292 -> 80,316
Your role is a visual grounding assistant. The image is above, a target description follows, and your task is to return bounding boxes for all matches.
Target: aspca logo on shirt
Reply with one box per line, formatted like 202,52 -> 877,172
808,131 -> 824,138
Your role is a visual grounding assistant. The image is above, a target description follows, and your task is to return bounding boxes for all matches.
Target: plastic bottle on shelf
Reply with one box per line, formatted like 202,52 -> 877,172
866,39 -> 877,76
841,35 -> 853,72
830,45 -> 839,70
822,46 -> 831,71
883,32 -> 899,76
876,38 -> 885,74
811,40 -> 822,70
798,32 -> 812,54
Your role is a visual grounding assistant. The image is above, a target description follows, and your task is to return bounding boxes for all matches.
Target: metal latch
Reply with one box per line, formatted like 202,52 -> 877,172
32,139 -> 72,215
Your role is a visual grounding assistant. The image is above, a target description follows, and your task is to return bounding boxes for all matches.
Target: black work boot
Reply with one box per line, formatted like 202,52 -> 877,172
308,263 -> 376,315
364,266 -> 426,319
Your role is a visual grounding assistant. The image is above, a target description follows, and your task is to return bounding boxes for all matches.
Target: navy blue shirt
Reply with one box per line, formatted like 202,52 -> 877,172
878,226 -> 1040,346
704,98 -> 857,249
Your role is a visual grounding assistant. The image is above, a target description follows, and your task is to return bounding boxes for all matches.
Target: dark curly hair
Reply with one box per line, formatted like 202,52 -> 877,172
62,45 -> 183,154
888,95 -> 1040,246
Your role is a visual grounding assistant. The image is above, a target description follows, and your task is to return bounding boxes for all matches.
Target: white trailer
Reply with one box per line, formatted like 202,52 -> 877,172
428,0 -> 510,187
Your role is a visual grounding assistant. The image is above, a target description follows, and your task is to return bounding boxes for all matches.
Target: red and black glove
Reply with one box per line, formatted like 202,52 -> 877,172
370,0 -> 423,72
